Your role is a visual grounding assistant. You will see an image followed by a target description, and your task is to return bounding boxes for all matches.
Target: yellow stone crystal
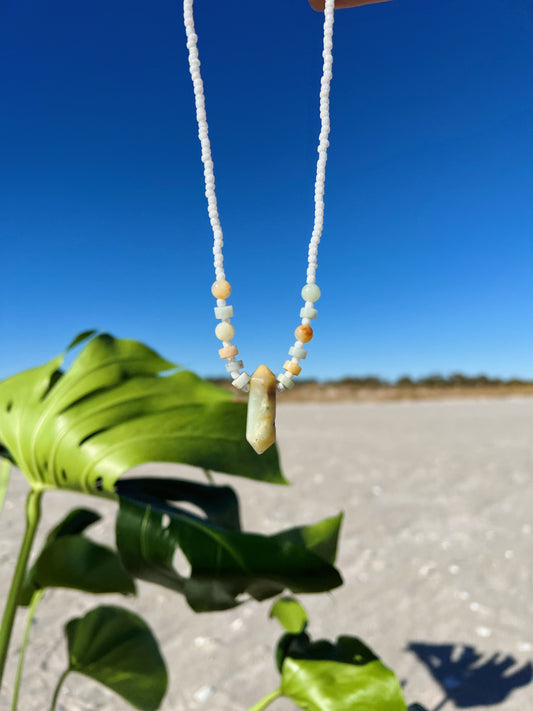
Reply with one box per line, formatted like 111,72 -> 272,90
246,365 -> 277,454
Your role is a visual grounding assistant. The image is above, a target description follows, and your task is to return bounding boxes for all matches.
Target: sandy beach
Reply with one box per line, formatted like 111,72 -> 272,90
1,397 -> 531,711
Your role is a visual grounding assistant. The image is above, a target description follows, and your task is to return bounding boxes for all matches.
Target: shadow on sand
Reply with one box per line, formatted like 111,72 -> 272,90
407,642 -> 532,710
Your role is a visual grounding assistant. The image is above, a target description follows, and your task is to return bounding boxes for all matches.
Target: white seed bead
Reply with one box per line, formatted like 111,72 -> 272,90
214,305 -> 234,319
225,359 -> 243,372
289,346 -> 308,359
185,0 -> 335,386
232,372 -> 251,390
301,283 -> 321,303
215,322 -> 235,341
277,373 -> 295,390
300,306 -> 318,320
301,318 -> 311,326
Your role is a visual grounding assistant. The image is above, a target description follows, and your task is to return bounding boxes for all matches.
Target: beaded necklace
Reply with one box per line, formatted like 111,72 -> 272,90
183,0 -> 335,453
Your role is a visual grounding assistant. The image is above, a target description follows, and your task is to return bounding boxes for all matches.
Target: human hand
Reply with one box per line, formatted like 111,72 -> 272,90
309,0 -> 393,10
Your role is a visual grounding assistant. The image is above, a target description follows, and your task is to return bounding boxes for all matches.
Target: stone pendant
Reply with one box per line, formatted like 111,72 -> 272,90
246,365 -> 277,454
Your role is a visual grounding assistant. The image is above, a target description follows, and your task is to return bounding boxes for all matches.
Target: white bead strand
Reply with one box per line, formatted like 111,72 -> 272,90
184,0 -> 335,392
184,2 -> 225,282
278,0 -> 333,391
306,0 -> 334,287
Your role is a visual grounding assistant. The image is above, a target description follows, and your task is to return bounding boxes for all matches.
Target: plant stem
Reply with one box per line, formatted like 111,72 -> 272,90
0,459 -> 11,515
49,668 -> 69,711
0,488 -> 42,689
247,688 -> 283,711
10,590 -> 44,711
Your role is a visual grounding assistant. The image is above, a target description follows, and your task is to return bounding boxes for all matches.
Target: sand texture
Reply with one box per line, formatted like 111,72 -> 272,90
0,398 -> 532,711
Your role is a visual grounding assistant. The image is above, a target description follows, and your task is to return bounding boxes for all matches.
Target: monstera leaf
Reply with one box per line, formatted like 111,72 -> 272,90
0,332 -> 284,497
63,606 -> 167,711
19,508 -> 135,605
279,656 -> 407,711
269,600 -> 407,711
115,477 -> 343,612
270,597 -> 308,634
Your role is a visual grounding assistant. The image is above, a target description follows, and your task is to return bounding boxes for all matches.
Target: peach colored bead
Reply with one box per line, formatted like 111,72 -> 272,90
294,325 -> 313,343
283,360 -> 302,376
211,280 -> 231,299
219,345 -> 239,359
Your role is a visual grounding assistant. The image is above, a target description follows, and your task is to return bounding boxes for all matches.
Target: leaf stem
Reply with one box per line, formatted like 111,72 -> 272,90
49,668 -> 69,711
203,468 -> 215,484
247,688 -> 283,711
10,590 -> 44,711
0,488 -> 43,689
0,459 -> 11,515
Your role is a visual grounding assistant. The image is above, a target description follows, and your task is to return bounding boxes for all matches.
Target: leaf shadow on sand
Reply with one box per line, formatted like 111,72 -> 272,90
407,641 -> 532,710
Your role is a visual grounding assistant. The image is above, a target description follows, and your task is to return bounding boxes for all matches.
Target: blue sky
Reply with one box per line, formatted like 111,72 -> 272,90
1,0 -> 532,381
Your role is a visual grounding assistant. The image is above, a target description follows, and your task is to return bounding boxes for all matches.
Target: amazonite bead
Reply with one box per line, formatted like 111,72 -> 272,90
284,360 -> 302,376
289,346 -> 308,359
211,279 -> 231,299
233,372 -> 251,390
215,322 -> 235,341
277,372 -> 295,390
295,325 -> 313,343
300,306 -> 318,320
219,345 -> 238,359
225,359 -> 243,372
301,283 -> 321,302
214,305 -> 234,319
246,366 -> 277,453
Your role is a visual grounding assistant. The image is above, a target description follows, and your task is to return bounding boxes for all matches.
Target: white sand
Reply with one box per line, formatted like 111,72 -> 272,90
1,398 -> 531,711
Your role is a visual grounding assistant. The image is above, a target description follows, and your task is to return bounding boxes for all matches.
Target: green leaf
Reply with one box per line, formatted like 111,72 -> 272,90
0,333 -> 285,498
65,605 -> 167,711
19,508 -> 135,605
117,477 -> 242,531
31,537 -> 135,596
270,597 -> 308,634
115,479 -> 343,612
45,507 -> 101,541
274,631 -> 406,710
280,657 -> 407,711
273,513 -> 343,565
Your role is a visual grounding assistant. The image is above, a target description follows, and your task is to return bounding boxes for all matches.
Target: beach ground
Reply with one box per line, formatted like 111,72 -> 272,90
0,397 -> 531,710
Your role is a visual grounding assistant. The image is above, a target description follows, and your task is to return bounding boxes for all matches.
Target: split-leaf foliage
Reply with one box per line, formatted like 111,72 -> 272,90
0,333 -> 419,710
269,597 -> 408,711
64,605 -> 167,711
19,508 -> 136,605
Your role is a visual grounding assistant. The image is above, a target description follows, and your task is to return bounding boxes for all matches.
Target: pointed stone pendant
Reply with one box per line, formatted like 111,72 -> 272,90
246,365 -> 277,454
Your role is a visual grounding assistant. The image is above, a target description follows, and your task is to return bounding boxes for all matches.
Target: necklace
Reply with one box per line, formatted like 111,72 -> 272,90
183,0 -> 335,454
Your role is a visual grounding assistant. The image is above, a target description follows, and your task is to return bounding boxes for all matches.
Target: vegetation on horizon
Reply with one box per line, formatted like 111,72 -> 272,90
210,372 -> 533,390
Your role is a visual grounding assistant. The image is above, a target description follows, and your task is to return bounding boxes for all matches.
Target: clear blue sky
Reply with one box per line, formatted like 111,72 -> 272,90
2,0 -> 532,381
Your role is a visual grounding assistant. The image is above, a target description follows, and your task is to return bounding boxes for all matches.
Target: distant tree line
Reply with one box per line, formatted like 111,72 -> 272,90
317,373 -> 533,388
209,373 -> 532,389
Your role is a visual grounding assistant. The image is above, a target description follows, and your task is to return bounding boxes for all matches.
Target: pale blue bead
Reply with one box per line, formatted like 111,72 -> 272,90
232,372 -> 250,390
300,306 -> 318,320
289,346 -> 308,359
225,360 -> 243,372
301,283 -> 321,302
214,305 -> 234,319
277,373 -> 295,390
